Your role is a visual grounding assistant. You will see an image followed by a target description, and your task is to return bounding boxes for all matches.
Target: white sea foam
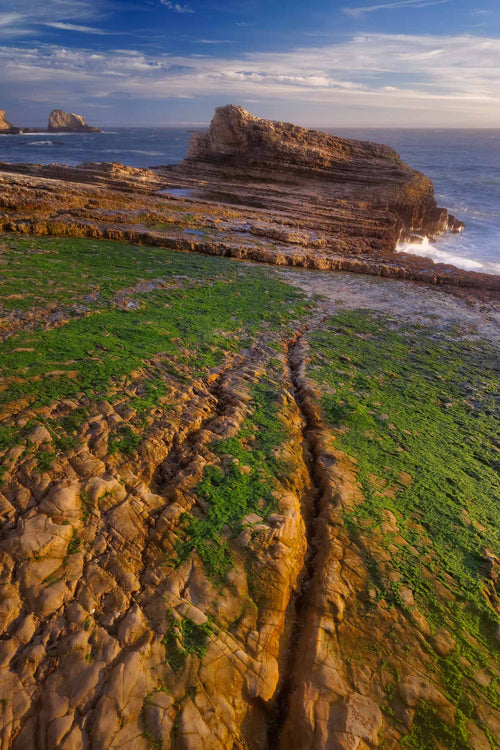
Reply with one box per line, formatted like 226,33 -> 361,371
103,149 -> 162,156
0,132 -> 80,137
397,238 -> 500,275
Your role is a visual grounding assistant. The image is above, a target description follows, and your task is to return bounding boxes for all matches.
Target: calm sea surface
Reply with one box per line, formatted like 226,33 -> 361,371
0,127 -> 498,274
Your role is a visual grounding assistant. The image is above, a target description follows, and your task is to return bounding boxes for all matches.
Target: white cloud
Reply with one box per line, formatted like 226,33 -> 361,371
45,22 -> 111,34
0,1 -> 106,38
343,0 -> 449,17
1,32 -> 500,124
197,39 -> 235,44
0,12 -> 24,27
160,1 -> 194,13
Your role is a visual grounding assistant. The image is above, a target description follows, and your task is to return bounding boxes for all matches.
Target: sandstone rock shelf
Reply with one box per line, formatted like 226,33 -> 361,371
0,153 -> 497,291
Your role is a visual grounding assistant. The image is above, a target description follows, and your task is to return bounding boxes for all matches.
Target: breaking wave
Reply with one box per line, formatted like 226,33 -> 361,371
397,237 -> 500,275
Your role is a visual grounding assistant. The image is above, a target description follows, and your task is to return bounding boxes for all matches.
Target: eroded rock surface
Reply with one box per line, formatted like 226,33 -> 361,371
0,232 -> 498,749
185,105 -> 463,243
0,153 -> 496,291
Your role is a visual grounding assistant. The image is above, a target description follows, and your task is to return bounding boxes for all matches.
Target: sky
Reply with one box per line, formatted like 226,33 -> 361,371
0,0 -> 499,127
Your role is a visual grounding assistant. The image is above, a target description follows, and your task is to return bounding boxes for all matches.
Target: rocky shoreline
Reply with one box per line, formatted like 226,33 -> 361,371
0,110 -> 499,749
0,233 -> 498,750
0,105 -> 498,295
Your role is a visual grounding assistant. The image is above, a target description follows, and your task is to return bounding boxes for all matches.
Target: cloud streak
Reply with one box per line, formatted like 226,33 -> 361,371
45,22 -> 111,35
0,0 -> 107,38
342,0 -> 449,17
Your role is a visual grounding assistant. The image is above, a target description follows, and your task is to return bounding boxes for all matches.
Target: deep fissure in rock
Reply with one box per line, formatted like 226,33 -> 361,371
266,327 -> 327,749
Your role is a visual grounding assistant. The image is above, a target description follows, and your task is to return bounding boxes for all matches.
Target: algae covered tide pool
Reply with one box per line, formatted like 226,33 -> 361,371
0,234 -> 498,749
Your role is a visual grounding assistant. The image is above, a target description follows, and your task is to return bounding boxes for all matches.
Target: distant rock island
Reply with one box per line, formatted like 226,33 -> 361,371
47,109 -> 101,133
0,108 -> 101,134
0,109 -> 14,132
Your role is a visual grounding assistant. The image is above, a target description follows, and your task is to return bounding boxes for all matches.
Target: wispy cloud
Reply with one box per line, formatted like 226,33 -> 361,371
197,39 -> 235,44
0,0 -> 106,38
343,0 -> 449,17
1,33 -> 499,125
0,12 -> 24,27
45,22 -> 110,34
160,1 -> 194,13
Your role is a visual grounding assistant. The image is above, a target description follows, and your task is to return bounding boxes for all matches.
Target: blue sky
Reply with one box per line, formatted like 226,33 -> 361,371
0,0 -> 499,126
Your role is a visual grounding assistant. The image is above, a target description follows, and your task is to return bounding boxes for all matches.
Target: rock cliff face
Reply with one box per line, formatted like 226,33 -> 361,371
188,104 -> 400,166
48,109 -> 101,133
0,109 -> 13,131
186,105 -> 463,242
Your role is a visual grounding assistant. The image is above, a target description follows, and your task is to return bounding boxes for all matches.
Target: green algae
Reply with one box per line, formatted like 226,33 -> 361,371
307,309 -> 499,746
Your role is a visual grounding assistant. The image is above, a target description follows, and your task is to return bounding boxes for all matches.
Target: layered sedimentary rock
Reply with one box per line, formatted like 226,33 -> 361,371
185,105 -> 463,243
0,232 -> 498,749
0,155 -> 497,291
48,109 -> 101,133
0,104 -> 498,749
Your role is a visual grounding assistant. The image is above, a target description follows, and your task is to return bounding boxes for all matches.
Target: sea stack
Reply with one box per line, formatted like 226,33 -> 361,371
0,109 -> 14,132
187,104 -> 463,242
47,109 -> 101,133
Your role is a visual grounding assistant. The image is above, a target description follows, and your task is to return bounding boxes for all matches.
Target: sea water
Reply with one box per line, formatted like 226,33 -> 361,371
0,127 -> 498,275
334,128 -> 500,276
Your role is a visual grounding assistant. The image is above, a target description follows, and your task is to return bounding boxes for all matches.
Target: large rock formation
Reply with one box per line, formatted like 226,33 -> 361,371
48,109 -> 101,133
0,109 -> 14,131
185,105 -> 463,243
189,104 -> 403,168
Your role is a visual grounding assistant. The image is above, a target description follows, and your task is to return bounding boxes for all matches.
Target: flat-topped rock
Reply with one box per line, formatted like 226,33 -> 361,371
48,109 -> 101,133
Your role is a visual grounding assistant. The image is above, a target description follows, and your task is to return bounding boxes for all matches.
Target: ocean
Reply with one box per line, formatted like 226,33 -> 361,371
0,127 -> 498,275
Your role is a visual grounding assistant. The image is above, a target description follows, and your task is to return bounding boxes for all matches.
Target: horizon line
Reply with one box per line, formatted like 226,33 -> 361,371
5,123 -> 500,131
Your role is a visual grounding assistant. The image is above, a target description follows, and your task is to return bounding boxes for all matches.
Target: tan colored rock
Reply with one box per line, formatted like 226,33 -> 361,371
48,109 -> 101,133
26,424 -> 52,446
39,480 -> 82,524
0,109 -> 14,131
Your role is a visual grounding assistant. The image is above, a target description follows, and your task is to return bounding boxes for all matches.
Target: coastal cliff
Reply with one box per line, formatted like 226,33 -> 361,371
48,109 -> 101,133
